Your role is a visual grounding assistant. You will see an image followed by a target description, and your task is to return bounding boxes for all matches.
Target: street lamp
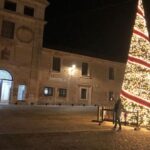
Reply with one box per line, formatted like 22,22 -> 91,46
68,64 -> 76,76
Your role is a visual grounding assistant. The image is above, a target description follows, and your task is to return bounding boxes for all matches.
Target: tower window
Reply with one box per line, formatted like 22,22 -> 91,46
1,20 -> 15,39
24,6 -> 34,16
4,0 -> 16,11
1,48 -> 10,60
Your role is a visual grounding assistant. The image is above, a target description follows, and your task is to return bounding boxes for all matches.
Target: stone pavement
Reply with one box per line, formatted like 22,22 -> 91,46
0,105 -> 150,150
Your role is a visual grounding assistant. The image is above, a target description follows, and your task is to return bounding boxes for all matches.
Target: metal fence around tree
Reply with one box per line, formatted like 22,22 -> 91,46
97,106 -> 139,127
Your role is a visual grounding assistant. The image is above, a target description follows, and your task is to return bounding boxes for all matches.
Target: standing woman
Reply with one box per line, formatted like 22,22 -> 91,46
113,98 -> 122,131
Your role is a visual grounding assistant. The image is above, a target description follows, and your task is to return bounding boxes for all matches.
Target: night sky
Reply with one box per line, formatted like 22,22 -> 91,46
43,0 -> 150,62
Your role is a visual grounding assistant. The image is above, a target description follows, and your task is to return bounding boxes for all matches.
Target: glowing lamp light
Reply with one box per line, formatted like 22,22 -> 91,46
44,88 -> 48,95
68,64 -> 76,76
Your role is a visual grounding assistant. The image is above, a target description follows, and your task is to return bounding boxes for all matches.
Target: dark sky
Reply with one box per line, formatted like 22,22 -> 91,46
43,0 -> 150,62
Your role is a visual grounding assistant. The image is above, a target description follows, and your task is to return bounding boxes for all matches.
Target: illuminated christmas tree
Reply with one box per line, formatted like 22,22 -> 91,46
120,0 -> 150,126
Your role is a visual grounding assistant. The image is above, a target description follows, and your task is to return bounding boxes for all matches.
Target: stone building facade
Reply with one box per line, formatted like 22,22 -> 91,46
39,48 -> 125,106
0,0 -> 126,106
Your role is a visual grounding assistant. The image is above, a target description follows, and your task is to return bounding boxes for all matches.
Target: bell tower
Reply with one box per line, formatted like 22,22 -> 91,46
0,0 -> 49,104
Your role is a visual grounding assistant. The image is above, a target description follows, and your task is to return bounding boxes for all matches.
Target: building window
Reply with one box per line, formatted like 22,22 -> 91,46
44,87 -> 54,96
82,62 -> 88,76
81,88 -> 87,99
59,88 -> 67,97
52,57 -> 61,72
24,6 -> 34,16
80,87 -> 88,100
4,0 -> 16,11
109,67 -> 114,80
17,85 -> 26,101
1,20 -> 15,39
109,91 -> 114,101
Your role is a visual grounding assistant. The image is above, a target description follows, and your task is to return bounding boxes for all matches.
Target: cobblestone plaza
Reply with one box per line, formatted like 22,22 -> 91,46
0,105 -> 149,150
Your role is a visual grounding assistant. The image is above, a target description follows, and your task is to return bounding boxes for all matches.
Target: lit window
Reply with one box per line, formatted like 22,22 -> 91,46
59,88 -> 67,97
0,70 -> 12,80
82,62 -> 88,76
4,0 -> 16,11
1,20 -> 15,39
52,57 -> 61,72
44,87 -> 54,96
109,67 -> 114,80
17,85 -> 26,101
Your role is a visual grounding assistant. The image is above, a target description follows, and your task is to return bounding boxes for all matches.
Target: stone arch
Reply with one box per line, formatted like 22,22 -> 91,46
0,69 -> 13,80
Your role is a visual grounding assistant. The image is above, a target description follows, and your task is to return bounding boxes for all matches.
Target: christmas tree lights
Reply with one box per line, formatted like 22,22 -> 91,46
120,0 -> 150,126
